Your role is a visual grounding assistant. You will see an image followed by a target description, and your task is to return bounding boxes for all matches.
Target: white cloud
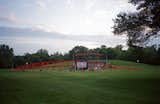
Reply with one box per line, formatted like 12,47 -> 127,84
0,26 -> 127,55
0,13 -> 18,24
34,24 -> 56,32
36,0 -> 47,10
66,0 -> 74,8
84,0 -> 97,12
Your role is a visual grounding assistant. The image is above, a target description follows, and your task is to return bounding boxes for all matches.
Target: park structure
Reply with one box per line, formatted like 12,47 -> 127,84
74,53 -> 107,70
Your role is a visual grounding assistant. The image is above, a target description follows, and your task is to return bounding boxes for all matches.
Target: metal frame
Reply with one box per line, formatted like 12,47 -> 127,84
74,53 -> 106,70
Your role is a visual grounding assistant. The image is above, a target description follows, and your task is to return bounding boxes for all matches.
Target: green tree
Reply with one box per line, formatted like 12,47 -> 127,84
36,49 -> 49,61
69,46 -> 88,58
113,0 -> 160,47
142,47 -> 159,64
50,52 -> 64,60
13,56 -> 25,67
129,0 -> 160,29
125,47 -> 143,62
0,44 -> 14,68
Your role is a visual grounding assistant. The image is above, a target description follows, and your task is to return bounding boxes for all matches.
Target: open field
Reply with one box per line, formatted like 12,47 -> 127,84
0,60 -> 160,104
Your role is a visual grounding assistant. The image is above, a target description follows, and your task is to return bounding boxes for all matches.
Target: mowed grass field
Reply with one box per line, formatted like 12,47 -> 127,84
0,60 -> 160,104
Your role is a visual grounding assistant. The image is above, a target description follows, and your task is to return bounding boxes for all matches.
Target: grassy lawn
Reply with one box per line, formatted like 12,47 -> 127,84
0,60 -> 160,104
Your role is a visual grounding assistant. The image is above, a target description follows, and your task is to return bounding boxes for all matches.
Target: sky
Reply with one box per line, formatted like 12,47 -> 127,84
0,0 -> 137,55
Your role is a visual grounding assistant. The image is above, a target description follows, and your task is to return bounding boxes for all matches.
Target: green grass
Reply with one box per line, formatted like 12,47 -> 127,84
110,60 -> 160,70
0,60 -> 160,104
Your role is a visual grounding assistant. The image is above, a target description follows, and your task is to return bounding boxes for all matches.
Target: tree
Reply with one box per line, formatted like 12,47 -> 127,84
13,56 -> 25,67
69,46 -> 88,58
129,0 -> 160,29
125,47 -> 143,62
50,52 -> 64,60
0,44 -> 14,68
36,49 -> 49,56
24,53 -> 32,63
113,0 -> 160,47
115,45 -> 123,51
142,47 -> 158,64
113,12 -> 150,47
36,49 -> 49,61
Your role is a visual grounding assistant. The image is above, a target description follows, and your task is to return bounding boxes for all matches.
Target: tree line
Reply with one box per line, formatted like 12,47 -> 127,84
0,44 -> 160,68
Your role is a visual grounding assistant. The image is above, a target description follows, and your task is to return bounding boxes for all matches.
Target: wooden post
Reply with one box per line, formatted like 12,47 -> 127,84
73,54 -> 77,70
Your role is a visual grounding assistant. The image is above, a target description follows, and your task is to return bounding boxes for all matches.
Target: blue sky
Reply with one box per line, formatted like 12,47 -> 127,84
0,0 -> 137,55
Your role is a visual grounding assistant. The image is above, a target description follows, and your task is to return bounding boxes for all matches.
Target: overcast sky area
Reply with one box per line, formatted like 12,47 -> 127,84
0,0 -> 137,55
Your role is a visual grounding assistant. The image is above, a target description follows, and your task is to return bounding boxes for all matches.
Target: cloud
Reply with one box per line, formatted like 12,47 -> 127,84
0,13 -> 18,24
34,24 -> 57,32
66,0 -> 74,8
0,36 -> 102,55
36,0 -> 48,10
0,26 -> 66,39
84,0 -> 97,12
0,26 -> 127,55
